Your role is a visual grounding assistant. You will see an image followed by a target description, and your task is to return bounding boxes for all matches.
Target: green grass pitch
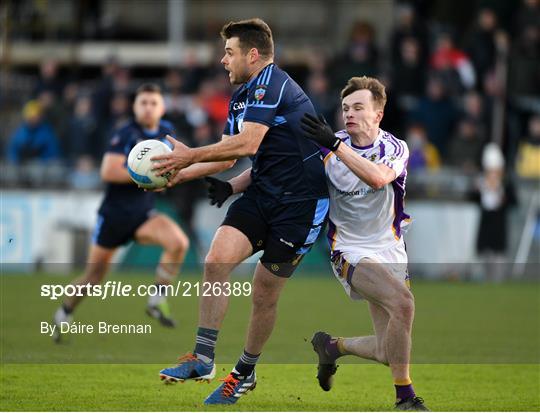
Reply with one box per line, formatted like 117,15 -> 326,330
1,272 -> 539,411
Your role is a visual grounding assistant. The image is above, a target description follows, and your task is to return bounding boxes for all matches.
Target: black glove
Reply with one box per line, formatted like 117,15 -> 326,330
301,113 -> 341,151
205,177 -> 233,208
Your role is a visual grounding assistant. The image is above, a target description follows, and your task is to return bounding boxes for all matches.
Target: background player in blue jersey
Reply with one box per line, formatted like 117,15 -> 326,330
52,84 -> 190,339
154,18 -> 329,404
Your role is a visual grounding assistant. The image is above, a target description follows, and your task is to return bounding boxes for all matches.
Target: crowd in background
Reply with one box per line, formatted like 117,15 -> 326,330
2,0 -> 539,192
1,0 -> 539,266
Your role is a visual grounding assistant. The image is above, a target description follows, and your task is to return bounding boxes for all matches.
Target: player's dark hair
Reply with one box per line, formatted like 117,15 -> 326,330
341,76 -> 387,110
220,18 -> 274,58
135,83 -> 162,96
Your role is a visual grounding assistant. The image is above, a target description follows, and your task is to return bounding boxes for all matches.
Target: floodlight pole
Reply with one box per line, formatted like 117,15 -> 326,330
0,0 -> 11,91
491,31 -> 510,148
168,0 -> 186,66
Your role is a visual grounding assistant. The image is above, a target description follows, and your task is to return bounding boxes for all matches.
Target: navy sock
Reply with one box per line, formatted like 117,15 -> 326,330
233,349 -> 260,378
395,383 -> 415,402
154,282 -> 167,295
193,327 -> 218,363
62,303 -> 73,315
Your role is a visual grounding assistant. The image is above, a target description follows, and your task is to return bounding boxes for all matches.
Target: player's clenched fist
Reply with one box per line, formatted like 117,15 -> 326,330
205,177 -> 233,208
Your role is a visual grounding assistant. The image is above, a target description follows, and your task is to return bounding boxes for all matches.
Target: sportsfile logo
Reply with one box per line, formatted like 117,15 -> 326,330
40,281 -> 252,300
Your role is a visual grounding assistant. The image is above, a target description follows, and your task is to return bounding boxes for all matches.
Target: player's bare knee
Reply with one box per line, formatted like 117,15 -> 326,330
203,252 -> 232,281
252,290 -> 278,311
85,270 -> 105,285
392,291 -> 414,321
85,267 -> 107,285
167,234 -> 189,256
205,245 -> 228,265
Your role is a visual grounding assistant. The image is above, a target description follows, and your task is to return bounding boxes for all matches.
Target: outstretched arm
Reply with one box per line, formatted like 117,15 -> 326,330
301,113 -> 396,189
166,160 -> 236,187
152,122 -> 269,174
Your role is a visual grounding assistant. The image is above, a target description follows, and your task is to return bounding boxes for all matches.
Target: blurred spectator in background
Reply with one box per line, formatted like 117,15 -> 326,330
33,59 -> 64,98
306,72 -> 338,127
198,75 -> 230,128
1,2 -> 536,198
411,76 -> 459,154
331,21 -> 379,90
162,68 -> 197,141
98,92 -> 131,156
481,69 -> 501,133
430,32 -> 476,94
93,58 -> 132,138
181,51 -> 209,94
516,114 -> 540,179
464,8 -> 499,89
392,37 -> 427,99
38,83 -> 80,152
507,23 -> 540,97
462,91 -> 489,141
447,118 -> 484,174
377,76 -> 403,136
66,95 -> 97,163
406,123 -> 441,173
192,122 -> 216,147
471,144 -> 517,282
182,88 -> 211,134
512,0 -> 540,38
6,100 -> 61,164
36,90 -> 62,139
390,3 -> 429,66
391,36 -> 427,131
53,82 -> 81,155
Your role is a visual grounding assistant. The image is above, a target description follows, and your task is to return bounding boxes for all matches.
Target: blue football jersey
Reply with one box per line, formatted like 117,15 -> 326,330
224,63 -> 328,203
99,119 -> 176,215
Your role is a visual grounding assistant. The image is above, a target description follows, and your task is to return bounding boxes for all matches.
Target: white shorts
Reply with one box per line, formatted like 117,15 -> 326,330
330,238 -> 409,301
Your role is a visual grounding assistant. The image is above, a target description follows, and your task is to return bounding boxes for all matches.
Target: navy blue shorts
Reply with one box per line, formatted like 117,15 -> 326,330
92,209 -> 155,249
222,191 -> 329,277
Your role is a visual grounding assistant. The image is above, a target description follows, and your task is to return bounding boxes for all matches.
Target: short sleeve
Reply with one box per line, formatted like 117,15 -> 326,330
106,132 -> 126,154
380,138 -> 409,177
243,66 -> 287,127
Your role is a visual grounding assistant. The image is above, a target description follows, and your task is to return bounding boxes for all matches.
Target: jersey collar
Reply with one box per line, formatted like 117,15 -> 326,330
245,63 -> 275,89
348,129 -> 383,150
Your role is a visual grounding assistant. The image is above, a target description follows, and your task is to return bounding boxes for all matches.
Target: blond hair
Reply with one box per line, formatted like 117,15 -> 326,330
340,76 -> 387,110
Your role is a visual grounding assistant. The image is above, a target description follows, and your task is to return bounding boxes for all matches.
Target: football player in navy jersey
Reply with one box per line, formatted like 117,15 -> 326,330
155,19 -> 329,404
52,84 -> 190,340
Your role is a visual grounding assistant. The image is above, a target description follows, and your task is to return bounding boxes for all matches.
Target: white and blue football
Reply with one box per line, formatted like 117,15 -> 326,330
127,140 -> 173,189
